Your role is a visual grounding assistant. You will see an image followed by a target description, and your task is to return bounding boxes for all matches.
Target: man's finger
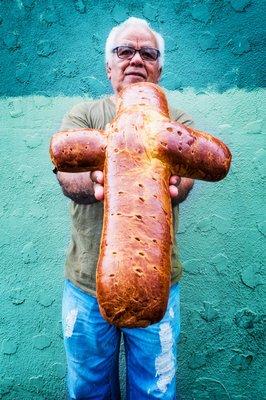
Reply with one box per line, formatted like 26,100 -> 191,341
91,170 -> 104,184
93,183 -> 104,201
169,185 -> 179,199
169,175 -> 181,186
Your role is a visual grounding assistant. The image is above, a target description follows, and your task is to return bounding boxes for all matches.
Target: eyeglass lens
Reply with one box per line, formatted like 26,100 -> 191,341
116,46 -> 159,61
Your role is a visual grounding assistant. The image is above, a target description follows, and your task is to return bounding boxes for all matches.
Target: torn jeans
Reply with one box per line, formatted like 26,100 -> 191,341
62,279 -> 180,400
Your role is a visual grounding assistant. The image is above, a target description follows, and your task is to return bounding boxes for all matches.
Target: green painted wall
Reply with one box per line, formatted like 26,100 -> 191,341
0,1 -> 265,399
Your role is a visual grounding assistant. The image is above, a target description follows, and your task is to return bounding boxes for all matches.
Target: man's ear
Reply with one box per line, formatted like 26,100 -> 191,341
106,63 -> 111,80
157,67 -> 162,82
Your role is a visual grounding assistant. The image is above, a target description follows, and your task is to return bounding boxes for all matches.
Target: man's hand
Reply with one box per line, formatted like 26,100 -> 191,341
170,176 -> 194,205
91,171 -> 194,204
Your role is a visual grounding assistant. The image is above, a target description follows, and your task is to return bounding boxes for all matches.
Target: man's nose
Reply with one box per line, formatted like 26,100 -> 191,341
130,51 -> 144,65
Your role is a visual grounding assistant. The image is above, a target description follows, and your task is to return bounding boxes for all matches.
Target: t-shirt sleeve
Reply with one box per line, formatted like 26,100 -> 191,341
60,102 -> 92,131
169,106 -> 195,128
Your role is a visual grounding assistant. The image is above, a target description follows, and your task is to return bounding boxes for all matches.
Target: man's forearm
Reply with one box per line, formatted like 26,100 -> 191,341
172,177 -> 194,206
56,171 -> 97,204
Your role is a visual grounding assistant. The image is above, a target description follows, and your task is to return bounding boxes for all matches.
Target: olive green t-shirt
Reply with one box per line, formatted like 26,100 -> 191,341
60,96 -> 194,296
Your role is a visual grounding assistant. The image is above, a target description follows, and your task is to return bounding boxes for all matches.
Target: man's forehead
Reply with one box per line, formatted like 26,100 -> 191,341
115,26 -> 157,47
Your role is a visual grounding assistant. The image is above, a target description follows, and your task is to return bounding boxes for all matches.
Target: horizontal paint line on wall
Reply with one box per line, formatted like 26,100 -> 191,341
0,87 -> 265,137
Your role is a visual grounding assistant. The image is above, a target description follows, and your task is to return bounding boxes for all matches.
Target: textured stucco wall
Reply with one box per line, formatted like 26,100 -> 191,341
0,1 -> 265,399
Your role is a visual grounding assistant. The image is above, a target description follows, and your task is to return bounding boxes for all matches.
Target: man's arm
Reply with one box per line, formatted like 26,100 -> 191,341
56,171 -> 98,204
54,102 -> 99,205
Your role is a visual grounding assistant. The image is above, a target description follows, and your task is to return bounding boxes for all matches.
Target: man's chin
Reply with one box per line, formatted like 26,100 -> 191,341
124,75 -> 146,84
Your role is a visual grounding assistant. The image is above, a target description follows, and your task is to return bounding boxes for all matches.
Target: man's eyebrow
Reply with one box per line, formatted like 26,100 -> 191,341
117,42 -> 156,48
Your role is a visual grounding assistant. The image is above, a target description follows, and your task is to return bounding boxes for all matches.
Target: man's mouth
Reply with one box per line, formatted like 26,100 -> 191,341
125,72 -> 146,79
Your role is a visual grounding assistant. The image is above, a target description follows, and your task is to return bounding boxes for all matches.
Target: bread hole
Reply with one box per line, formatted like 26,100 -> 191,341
112,252 -> 117,255
114,148 -> 119,153
135,268 -> 143,275
118,191 -> 124,194
70,148 -> 73,151
109,274 -> 115,277
85,146 -> 88,149
153,267 -> 158,271
178,146 -> 182,151
134,267 -> 143,277
135,237 -> 140,241
117,213 -> 121,216
191,150 -> 194,154
167,127 -> 173,132
160,141 -> 167,147
152,177 -> 157,181
139,252 -> 144,256
152,239 -> 157,243
151,216 -> 156,219
177,130 -> 182,136
136,215 -> 142,220
138,183 -> 143,188
153,194 -> 157,199
139,197 -> 145,202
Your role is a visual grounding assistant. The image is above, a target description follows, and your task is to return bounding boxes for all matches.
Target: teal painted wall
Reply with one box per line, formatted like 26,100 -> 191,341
0,1 -> 265,399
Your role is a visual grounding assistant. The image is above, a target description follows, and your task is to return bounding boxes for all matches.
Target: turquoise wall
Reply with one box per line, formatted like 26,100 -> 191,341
0,1 -> 265,399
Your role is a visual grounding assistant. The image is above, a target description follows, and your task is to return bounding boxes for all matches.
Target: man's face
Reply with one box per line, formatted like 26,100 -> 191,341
106,26 -> 162,94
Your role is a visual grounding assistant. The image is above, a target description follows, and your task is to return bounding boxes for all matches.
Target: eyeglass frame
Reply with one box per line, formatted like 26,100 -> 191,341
112,46 -> 161,62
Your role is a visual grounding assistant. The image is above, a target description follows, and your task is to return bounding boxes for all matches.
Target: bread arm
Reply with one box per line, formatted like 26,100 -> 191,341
50,129 -> 107,172
157,122 -> 232,181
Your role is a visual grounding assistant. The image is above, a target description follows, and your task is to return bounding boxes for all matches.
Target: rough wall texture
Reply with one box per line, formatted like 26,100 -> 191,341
0,1 -> 265,399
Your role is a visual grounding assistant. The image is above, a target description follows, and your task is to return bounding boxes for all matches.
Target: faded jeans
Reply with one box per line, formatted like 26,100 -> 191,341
62,279 -> 181,400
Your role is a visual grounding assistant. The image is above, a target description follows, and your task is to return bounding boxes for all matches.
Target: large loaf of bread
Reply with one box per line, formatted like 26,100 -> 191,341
50,82 -> 231,328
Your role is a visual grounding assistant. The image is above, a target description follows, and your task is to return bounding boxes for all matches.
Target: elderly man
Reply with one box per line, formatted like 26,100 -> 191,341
56,17 -> 194,400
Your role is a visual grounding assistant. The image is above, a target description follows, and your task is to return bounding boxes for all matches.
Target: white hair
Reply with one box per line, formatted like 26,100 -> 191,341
105,17 -> 165,67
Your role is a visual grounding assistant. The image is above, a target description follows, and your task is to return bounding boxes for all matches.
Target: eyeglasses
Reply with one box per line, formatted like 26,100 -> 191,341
112,46 -> 160,62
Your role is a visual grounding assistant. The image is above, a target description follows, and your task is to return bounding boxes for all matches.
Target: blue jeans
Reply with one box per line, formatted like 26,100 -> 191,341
62,279 -> 181,400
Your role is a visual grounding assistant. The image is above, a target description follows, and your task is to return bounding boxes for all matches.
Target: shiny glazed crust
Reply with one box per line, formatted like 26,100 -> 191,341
50,129 -> 107,172
50,82 -> 232,328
